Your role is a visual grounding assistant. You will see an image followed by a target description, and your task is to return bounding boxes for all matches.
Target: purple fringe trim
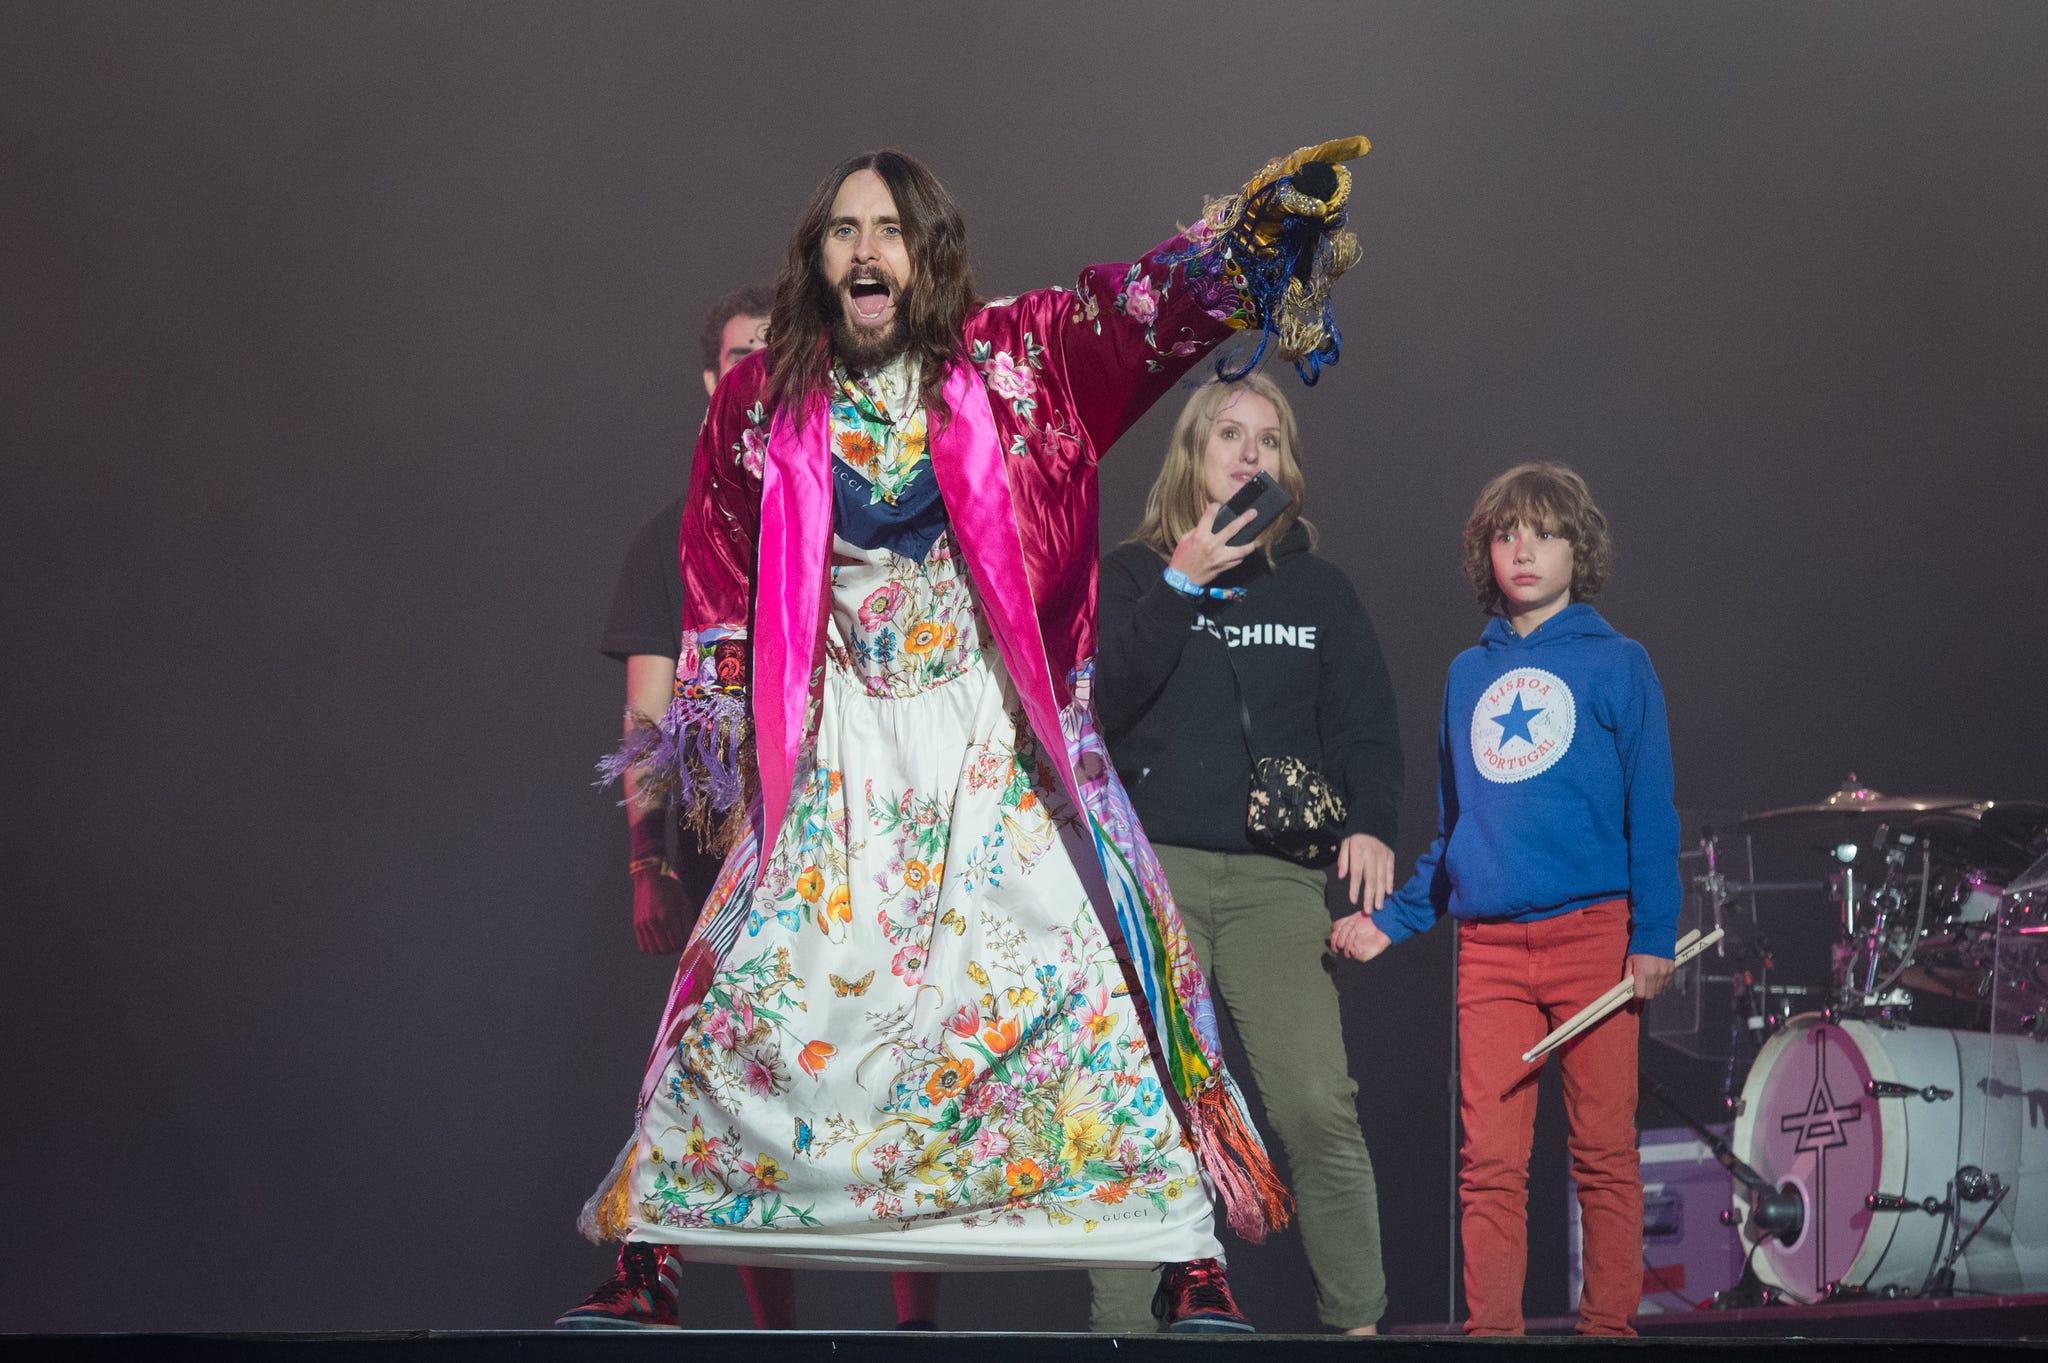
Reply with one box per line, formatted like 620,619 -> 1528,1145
679,691 -> 747,812
593,689 -> 749,822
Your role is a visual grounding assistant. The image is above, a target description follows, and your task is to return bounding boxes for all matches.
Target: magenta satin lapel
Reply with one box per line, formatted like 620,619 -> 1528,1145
753,393 -> 830,855
754,364 -> 1077,859
929,361 -> 1080,806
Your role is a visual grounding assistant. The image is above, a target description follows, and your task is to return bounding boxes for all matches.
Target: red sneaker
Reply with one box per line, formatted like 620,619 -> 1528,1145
554,1242 -> 684,1330
1154,1258 -> 1254,1334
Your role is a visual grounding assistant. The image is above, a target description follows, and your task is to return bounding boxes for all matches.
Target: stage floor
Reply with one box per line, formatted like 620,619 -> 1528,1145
6,1325 -> 2044,1363
1382,1289 -> 2048,1341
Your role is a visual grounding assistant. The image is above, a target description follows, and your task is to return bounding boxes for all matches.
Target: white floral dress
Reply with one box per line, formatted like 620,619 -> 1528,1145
621,509 -> 1219,1268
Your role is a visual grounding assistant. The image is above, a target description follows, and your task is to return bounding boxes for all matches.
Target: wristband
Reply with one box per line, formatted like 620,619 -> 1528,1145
629,856 -> 673,878
1163,566 -> 1246,603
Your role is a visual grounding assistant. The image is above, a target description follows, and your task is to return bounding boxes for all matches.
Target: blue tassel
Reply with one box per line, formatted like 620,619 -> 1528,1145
1169,176 -> 1349,387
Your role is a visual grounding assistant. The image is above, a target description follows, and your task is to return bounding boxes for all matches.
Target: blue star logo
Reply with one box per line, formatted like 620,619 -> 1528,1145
1491,693 -> 1544,749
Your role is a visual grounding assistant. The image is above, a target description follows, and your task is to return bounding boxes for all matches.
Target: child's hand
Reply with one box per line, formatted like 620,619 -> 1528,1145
1628,953 -> 1675,1000
1330,910 -> 1392,962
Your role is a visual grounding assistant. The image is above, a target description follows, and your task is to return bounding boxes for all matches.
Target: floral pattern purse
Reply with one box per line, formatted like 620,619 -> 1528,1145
1226,656 -> 1347,868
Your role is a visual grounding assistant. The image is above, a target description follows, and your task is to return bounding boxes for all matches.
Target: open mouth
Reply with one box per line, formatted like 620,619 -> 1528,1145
847,277 -> 892,324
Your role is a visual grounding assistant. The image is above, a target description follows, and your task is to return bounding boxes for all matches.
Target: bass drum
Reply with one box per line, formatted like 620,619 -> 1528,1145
1731,1013 -> 2048,1298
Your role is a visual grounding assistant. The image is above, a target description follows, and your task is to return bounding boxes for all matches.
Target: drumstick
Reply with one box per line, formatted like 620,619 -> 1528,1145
1519,928 -> 1720,1065
1521,928 -> 1695,1063
1519,928 -> 1716,1065
1519,928 -> 1709,1064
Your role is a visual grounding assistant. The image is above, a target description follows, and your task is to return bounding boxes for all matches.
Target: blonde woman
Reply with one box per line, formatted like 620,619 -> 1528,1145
1089,374 -> 1400,1334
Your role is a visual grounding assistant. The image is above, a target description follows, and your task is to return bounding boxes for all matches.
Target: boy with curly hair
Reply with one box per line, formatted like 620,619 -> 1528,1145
1331,461 -> 1679,1336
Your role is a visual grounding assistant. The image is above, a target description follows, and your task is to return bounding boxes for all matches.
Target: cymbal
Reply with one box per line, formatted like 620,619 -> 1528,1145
1978,799 -> 2048,843
1738,774 -> 1976,825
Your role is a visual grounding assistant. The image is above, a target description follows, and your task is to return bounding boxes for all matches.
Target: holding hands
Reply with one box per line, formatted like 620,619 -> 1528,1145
1329,909 -> 1393,963
1328,834 -> 1395,959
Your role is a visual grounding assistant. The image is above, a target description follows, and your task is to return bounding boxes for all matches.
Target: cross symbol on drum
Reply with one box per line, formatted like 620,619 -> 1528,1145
1779,1067 -> 1863,1157
1778,1055 -> 1865,1287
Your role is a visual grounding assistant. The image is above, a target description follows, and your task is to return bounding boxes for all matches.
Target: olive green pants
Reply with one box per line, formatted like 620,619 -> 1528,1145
1088,845 -> 1388,1332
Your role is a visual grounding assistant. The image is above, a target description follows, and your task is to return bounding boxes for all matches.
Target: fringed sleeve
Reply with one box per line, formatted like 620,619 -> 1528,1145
595,358 -> 770,852
597,630 -> 754,852
1170,136 -> 1370,387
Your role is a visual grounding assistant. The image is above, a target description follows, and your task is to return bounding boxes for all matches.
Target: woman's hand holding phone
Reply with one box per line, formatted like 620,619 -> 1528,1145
1169,503 -> 1259,585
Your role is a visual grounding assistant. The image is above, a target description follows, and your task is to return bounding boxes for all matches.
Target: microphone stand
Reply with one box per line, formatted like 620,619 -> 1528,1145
1638,1070 -> 1804,1308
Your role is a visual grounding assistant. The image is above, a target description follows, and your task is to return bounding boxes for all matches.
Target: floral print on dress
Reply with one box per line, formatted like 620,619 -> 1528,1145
808,899 -> 1198,1228
830,359 -> 929,505
626,527 -> 1206,1240
825,533 -> 984,697
747,764 -> 856,943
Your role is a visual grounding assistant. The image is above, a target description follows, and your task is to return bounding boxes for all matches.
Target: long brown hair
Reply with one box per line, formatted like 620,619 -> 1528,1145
1462,461 -> 1612,615
1131,373 -> 1313,564
764,149 -> 978,420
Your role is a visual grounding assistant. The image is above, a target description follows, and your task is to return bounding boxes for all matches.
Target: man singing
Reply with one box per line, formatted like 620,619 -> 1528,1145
563,140 -> 1368,1333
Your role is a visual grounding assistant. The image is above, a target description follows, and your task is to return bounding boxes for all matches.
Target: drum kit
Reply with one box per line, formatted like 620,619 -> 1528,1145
1647,775 -> 2048,1306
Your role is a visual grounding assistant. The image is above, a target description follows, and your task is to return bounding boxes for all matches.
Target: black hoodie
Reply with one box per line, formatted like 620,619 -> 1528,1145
1096,523 -> 1403,854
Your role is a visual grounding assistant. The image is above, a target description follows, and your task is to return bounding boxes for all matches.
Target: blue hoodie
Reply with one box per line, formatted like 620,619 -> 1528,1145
1373,603 -> 1680,958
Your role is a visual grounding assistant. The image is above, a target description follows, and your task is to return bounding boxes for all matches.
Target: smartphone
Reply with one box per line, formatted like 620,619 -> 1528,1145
1211,470 -> 1290,547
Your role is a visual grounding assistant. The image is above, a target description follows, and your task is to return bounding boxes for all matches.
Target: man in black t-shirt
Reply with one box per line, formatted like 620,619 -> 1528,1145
599,286 -> 772,951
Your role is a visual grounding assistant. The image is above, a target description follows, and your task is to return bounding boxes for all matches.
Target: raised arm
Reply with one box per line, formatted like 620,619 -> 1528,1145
1023,138 -> 1373,460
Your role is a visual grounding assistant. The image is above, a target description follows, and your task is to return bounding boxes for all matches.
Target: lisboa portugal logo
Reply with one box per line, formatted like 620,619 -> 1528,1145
1470,667 -> 1576,784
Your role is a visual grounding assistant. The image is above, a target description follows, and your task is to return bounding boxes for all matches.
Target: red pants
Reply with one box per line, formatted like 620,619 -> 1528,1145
1458,898 -> 1640,1337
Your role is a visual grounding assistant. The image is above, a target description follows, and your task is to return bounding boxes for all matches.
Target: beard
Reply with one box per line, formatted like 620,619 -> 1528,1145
831,309 -> 911,372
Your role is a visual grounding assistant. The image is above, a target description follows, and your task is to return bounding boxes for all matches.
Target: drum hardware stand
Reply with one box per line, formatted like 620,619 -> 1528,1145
1715,933 -> 1776,1119
1708,956 -> 1812,1038
1713,1250 -> 1792,1309
1695,829 -> 1820,1114
1825,833 -> 1931,1026
1699,829 -> 1730,960
1864,836 -> 1931,999
1828,989 -> 1915,1029
1923,1167 -> 2010,1298
1709,954 -> 1821,1119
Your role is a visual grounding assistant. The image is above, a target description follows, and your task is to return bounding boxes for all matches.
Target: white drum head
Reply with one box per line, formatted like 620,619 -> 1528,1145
1732,1015 -> 1959,1297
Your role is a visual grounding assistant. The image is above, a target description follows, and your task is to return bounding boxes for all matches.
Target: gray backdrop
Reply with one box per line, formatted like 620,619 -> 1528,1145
4,0 -> 2045,1334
